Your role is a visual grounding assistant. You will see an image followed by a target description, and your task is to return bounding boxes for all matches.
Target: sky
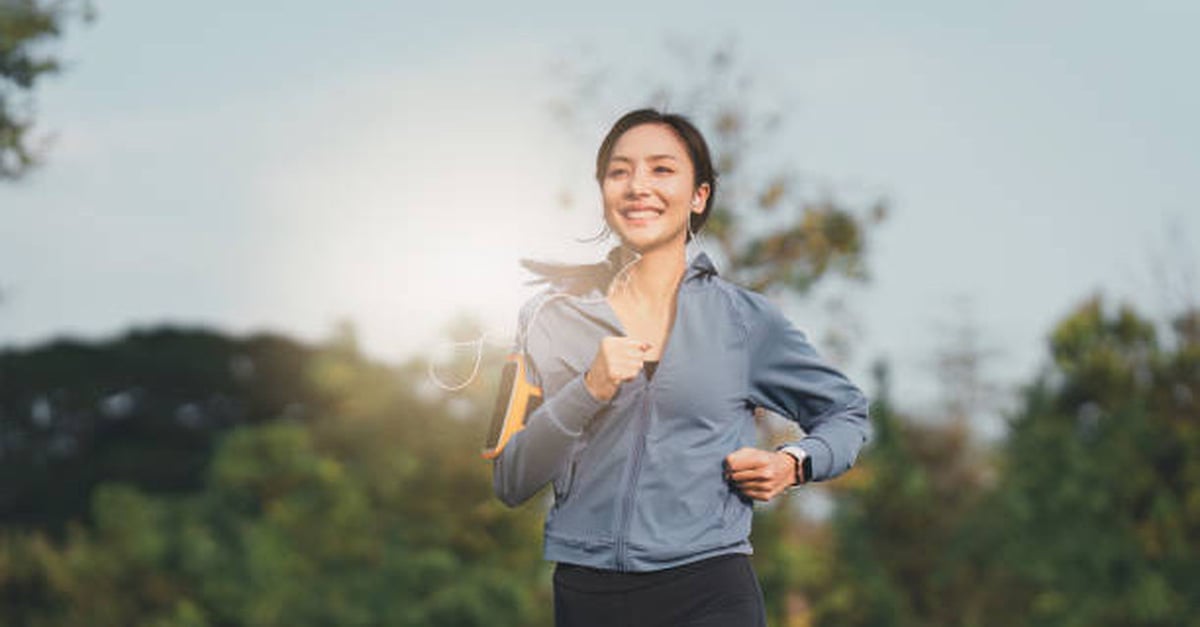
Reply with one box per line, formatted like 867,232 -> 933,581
3,1 -> 1198,434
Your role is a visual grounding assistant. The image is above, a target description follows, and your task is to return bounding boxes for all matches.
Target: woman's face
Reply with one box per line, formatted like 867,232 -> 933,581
601,123 -> 708,254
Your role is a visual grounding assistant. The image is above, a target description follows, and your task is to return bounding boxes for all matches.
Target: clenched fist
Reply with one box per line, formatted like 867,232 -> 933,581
724,447 -> 799,502
583,336 -> 652,402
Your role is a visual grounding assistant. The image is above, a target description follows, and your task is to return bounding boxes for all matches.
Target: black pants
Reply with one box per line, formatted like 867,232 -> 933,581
553,554 -> 767,627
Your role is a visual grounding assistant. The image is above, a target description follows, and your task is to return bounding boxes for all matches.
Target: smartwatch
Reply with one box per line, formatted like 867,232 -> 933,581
779,446 -> 812,486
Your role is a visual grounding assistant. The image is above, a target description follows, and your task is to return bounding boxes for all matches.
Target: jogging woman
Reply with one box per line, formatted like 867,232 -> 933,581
493,108 -> 871,626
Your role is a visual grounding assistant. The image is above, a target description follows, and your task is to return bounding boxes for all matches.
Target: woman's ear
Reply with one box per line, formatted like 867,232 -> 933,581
691,183 -> 711,214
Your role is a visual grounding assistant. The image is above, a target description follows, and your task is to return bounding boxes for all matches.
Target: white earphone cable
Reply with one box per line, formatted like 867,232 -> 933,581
425,246 -> 644,391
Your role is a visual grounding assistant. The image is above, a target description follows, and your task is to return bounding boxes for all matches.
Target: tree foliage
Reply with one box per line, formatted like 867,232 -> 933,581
0,328 -> 328,531
0,327 -> 549,626
817,362 -> 997,627
980,298 -> 1200,626
3,297 -> 1197,625
822,298 -> 1200,627
0,0 -> 91,180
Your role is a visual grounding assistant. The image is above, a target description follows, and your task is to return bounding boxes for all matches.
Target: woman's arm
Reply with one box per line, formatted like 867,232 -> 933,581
492,294 -> 618,507
744,293 -> 872,482
492,370 -> 608,507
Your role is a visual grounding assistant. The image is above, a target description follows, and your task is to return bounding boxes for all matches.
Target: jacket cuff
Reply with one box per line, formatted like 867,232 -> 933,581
790,437 -> 835,483
545,372 -> 610,436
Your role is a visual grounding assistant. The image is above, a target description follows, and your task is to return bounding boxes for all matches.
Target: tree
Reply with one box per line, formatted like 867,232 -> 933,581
0,0 -> 92,181
962,297 -> 1200,626
0,325 -> 551,626
0,327 -> 330,531
817,361 -> 997,627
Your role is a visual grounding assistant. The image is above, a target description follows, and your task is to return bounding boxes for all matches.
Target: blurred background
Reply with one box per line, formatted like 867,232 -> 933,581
2,1 -> 1198,625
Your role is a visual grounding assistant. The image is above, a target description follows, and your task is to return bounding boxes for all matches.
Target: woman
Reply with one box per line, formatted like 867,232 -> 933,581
493,108 -> 871,626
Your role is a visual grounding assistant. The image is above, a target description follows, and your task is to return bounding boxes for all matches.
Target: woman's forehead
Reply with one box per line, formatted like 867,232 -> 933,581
611,123 -> 688,157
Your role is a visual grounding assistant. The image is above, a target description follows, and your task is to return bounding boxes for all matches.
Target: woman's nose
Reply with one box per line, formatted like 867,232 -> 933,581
628,166 -> 650,195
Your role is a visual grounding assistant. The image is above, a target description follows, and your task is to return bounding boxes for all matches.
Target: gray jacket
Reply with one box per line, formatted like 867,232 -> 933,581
493,252 -> 870,572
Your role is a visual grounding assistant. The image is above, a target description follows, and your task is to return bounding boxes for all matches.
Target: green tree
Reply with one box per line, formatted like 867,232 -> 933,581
0,327 -> 330,531
817,362 -> 996,627
0,0 -> 92,180
976,297 -> 1200,627
0,326 -> 550,626
821,299 -> 1200,627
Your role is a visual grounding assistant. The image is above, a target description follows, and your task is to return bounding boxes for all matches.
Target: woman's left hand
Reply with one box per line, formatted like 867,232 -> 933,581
724,448 -> 797,502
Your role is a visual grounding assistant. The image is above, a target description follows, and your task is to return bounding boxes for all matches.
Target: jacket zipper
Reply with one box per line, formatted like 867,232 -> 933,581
615,378 -> 652,571
610,281 -> 682,571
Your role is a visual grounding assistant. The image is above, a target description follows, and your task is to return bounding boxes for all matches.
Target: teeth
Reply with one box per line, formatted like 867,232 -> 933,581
625,210 -> 659,219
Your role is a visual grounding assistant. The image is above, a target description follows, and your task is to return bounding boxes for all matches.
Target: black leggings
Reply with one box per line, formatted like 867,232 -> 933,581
553,554 -> 767,627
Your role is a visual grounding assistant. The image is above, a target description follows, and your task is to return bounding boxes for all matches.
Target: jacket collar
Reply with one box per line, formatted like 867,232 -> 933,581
560,248 -> 719,301
602,248 -> 719,283
685,251 -> 719,282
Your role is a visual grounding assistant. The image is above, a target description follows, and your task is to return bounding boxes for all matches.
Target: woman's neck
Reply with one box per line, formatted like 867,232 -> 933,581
612,242 -> 687,308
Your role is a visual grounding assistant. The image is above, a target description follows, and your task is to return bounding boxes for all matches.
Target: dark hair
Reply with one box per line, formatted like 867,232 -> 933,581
595,108 -> 717,239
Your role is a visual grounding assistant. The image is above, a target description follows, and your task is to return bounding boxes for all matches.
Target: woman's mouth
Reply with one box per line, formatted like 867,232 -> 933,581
621,207 -> 663,222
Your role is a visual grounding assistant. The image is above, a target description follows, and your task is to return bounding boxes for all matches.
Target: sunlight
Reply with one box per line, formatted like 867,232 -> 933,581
252,63 -> 606,363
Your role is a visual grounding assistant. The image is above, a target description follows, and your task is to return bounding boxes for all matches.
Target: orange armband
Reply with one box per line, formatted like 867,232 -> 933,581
481,353 -> 542,459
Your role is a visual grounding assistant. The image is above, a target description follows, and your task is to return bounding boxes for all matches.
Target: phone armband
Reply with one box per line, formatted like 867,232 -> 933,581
481,353 -> 543,459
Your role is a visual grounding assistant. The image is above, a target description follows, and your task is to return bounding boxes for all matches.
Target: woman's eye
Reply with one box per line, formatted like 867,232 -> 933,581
654,166 -> 674,174
608,169 -> 628,178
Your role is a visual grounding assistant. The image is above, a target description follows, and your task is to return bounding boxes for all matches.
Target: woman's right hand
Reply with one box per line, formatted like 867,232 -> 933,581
583,336 -> 652,402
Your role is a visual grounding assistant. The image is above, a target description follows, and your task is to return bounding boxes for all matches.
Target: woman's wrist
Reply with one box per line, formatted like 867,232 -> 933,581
778,447 -> 808,486
583,368 -> 612,402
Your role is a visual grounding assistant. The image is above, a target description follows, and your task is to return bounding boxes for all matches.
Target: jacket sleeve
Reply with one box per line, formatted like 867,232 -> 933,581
492,299 -> 610,507
744,293 -> 872,482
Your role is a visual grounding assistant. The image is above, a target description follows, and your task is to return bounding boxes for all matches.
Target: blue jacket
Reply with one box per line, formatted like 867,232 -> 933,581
493,252 -> 871,572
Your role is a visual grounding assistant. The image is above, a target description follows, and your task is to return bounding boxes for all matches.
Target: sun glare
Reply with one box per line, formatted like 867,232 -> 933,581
254,76 -> 604,364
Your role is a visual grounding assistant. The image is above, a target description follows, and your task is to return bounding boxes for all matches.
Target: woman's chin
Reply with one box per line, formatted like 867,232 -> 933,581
615,232 -> 686,254
619,235 -> 667,252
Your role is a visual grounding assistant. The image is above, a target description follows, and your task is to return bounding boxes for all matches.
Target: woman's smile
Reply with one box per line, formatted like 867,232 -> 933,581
619,204 -> 665,224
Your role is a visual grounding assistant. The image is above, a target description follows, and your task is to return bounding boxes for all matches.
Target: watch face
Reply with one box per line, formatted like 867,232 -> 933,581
801,455 -> 813,483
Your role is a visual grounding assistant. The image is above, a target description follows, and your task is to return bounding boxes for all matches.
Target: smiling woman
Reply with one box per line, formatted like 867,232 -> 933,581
601,125 -> 706,253
491,108 -> 871,627
596,110 -> 716,250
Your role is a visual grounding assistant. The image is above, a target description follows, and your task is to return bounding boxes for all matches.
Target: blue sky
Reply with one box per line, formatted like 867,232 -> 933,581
3,1 -> 1197,430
